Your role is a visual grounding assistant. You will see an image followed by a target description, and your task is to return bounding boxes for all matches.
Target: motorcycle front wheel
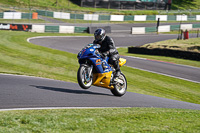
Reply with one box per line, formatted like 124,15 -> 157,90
111,73 -> 127,96
77,64 -> 93,89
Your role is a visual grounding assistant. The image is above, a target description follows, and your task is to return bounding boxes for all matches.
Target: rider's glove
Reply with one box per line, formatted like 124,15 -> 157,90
101,52 -> 108,59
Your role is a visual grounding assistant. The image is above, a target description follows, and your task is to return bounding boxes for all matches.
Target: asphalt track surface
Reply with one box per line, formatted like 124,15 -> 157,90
30,34 -> 200,83
1,74 -> 200,110
38,16 -> 200,34
1,34 -> 200,110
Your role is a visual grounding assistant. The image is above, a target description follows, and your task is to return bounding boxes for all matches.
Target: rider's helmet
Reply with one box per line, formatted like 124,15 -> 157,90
94,28 -> 106,42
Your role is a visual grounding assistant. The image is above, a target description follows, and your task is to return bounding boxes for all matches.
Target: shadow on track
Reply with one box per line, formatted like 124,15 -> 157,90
30,85 -> 112,96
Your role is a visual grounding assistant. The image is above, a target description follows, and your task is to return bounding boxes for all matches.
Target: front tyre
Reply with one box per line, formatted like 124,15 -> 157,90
77,65 -> 93,89
111,73 -> 127,96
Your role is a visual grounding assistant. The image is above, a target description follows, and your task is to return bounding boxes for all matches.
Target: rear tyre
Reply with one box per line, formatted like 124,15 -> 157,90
77,65 -> 93,89
111,73 -> 127,96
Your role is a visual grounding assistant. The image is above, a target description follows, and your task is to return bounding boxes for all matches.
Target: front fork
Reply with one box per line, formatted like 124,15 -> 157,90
85,65 -> 93,82
88,65 -> 93,78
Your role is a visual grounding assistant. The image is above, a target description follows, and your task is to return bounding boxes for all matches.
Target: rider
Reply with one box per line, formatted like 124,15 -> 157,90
93,28 -> 121,77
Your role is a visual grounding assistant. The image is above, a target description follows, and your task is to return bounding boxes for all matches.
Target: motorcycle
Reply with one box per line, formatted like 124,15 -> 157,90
77,43 -> 127,96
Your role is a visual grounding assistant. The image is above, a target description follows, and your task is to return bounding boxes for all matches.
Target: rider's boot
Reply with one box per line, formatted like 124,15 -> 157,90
113,61 -> 121,78
115,70 -> 121,77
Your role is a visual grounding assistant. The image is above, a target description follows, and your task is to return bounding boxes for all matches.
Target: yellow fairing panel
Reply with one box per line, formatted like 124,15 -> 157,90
92,71 -> 114,89
119,58 -> 126,67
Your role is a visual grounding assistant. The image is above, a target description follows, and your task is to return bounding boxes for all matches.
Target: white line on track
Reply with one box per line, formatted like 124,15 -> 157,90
0,73 -> 65,82
125,55 -> 200,70
27,36 -> 92,43
126,65 -> 200,84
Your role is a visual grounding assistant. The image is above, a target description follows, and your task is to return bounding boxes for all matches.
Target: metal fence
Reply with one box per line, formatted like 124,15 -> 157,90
79,0 -> 165,10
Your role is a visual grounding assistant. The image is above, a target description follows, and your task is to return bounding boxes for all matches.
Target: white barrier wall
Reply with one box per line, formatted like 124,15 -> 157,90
32,25 -> 45,33
53,12 -> 70,19
3,12 -> 22,19
180,24 -> 193,30
176,15 -> 188,21
156,15 -> 167,21
84,14 -> 99,21
134,15 -> 147,21
132,27 -> 145,34
158,25 -> 170,32
59,26 -> 74,33
196,15 -> 200,21
0,24 -> 10,29
110,15 -> 124,21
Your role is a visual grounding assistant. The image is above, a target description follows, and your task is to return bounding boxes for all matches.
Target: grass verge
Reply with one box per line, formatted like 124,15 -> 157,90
141,38 -> 200,53
0,108 -> 200,132
0,30 -> 200,104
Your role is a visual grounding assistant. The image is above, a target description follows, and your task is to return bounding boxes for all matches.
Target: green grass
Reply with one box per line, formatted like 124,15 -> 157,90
173,0 -> 200,10
1,0 -> 200,15
0,30 -> 200,104
0,108 -> 200,132
0,30 -> 89,82
142,38 -> 200,53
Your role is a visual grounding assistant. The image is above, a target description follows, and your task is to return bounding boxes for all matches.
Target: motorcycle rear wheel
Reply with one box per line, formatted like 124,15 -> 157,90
111,73 -> 127,96
77,65 -> 93,89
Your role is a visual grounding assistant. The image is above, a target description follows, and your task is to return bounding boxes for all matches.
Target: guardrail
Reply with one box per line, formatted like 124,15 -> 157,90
131,23 -> 200,34
0,12 -> 36,19
0,23 -> 89,33
35,10 -> 200,22
128,47 -> 200,61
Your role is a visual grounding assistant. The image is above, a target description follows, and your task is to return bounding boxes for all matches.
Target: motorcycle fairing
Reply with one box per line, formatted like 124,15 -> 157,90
78,44 -> 112,74
92,71 -> 114,89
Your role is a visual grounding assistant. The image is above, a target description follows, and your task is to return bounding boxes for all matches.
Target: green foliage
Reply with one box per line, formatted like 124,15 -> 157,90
0,0 -> 200,14
172,0 -> 200,9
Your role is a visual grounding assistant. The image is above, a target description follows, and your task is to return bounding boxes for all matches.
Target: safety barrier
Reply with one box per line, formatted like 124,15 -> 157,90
0,12 -> 37,19
128,47 -> 200,61
1,10 -> 200,22
132,23 -> 200,34
0,23 -> 88,33
36,10 -> 200,22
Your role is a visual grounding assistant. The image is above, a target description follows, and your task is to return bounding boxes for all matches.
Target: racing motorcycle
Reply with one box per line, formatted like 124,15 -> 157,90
77,43 -> 127,96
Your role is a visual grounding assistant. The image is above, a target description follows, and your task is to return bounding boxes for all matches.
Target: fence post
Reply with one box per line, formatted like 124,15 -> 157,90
157,18 -> 160,34
94,0 -> 96,8
108,1 -> 110,9
81,0 -> 83,7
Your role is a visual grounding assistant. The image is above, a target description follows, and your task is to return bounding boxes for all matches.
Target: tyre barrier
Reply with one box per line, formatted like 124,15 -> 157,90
128,47 -> 200,61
